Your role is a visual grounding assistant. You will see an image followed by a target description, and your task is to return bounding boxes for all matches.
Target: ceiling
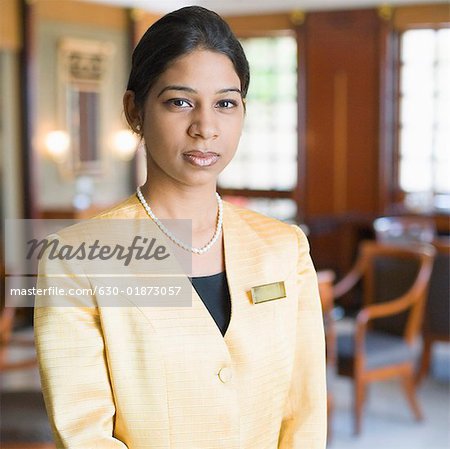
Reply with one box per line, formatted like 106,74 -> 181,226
80,0 -> 443,15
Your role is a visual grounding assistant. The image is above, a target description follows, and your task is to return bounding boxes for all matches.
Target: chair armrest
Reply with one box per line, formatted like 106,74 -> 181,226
355,292 -> 416,326
350,293 -> 417,359
0,307 -> 15,343
333,265 -> 362,299
317,270 -> 335,313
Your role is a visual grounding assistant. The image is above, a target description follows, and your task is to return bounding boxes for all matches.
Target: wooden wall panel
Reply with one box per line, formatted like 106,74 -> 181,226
225,13 -> 295,36
303,9 -> 381,273
0,0 -> 21,50
394,3 -> 450,30
34,0 -> 127,29
305,9 -> 380,218
131,10 -> 161,44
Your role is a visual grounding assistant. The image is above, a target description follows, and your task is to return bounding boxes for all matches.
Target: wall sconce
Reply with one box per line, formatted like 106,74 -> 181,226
44,130 -> 70,163
112,129 -> 139,161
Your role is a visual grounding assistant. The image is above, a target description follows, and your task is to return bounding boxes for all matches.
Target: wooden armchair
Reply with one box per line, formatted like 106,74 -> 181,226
317,270 -> 336,442
0,262 -> 37,373
417,238 -> 450,384
373,217 -> 449,385
333,241 -> 435,434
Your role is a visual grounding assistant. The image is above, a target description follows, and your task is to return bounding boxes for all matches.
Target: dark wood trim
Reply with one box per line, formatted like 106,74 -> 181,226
0,0 -> 21,51
125,7 -> 138,192
392,31 -> 403,208
132,11 -> 161,43
393,4 -> 450,30
378,15 -> 397,214
217,188 -> 294,199
0,444 -> 55,449
34,0 -> 127,29
225,13 -> 295,36
18,0 -> 36,218
294,20 -> 307,222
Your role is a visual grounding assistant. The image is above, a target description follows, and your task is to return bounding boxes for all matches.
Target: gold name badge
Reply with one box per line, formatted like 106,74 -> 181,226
251,281 -> 286,304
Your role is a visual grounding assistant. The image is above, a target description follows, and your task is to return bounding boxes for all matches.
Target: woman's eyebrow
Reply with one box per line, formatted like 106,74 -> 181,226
217,87 -> 241,95
157,85 -> 196,97
157,85 -> 241,97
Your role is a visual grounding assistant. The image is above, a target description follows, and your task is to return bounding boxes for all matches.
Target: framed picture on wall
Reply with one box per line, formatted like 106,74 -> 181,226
58,38 -> 114,177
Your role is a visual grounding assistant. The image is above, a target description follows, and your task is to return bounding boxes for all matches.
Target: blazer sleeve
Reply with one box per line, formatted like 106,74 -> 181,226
33,240 -> 128,449
278,225 -> 327,449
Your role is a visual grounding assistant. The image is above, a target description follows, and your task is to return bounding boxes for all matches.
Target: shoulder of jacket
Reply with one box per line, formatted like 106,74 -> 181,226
224,200 -> 298,239
50,195 -> 140,244
90,194 -> 142,219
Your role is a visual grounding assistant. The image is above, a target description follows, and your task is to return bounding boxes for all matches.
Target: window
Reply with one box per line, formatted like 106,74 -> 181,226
218,36 -> 298,221
398,28 -> 450,212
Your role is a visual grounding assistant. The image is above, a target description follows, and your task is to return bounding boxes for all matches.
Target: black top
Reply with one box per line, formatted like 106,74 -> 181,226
190,271 -> 231,336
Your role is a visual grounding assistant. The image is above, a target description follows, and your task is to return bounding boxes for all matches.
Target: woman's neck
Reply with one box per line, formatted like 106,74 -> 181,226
139,179 -> 220,233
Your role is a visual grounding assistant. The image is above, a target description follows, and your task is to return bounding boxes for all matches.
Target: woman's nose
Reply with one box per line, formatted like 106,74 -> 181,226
187,108 -> 219,140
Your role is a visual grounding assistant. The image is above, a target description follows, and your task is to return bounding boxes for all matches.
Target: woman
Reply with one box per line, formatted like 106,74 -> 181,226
34,6 -> 326,449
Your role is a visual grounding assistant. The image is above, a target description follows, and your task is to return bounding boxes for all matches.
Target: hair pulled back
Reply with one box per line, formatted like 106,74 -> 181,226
127,6 -> 250,110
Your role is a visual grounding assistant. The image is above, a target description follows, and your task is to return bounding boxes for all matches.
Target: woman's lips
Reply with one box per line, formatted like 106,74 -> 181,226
182,151 -> 220,167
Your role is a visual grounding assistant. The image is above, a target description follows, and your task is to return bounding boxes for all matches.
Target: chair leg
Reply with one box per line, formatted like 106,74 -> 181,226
354,377 -> 366,435
327,393 -> 333,443
402,369 -> 423,421
416,336 -> 433,386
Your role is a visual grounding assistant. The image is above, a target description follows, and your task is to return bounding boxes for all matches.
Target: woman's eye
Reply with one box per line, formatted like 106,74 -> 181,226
167,99 -> 192,108
216,99 -> 237,109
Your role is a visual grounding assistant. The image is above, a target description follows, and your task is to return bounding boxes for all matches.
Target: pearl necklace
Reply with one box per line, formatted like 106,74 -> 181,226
136,186 -> 223,255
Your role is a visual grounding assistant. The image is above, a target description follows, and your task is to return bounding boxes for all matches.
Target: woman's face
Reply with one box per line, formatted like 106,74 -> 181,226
139,49 -> 245,188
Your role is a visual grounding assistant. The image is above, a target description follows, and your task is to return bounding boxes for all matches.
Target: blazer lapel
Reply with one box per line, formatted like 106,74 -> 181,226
221,202 -> 290,343
94,196 -> 290,347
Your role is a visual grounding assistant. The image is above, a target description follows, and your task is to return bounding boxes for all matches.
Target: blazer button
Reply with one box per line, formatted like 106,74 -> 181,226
218,367 -> 233,383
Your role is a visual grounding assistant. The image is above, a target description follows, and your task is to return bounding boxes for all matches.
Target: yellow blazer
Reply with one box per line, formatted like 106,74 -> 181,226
34,194 -> 327,449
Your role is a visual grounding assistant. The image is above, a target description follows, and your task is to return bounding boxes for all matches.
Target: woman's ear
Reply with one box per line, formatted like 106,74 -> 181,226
123,90 -> 142,134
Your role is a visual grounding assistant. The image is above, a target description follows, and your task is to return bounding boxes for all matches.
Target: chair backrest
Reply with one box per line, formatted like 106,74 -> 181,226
373,216 -> 437,245
0,258 -> 37,372
423,238 -> 450,338
359,241 -> 435,342
0,260 -> 15,368
318,270 -> 336,365
0,260 -> 11,342
371,257 -> 418,336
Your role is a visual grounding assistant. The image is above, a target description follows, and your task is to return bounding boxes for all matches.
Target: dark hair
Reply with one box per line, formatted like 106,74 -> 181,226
126,6 -> 250,110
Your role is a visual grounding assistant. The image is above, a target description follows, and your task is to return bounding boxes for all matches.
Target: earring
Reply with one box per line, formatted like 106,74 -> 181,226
136,124 -> 141,132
